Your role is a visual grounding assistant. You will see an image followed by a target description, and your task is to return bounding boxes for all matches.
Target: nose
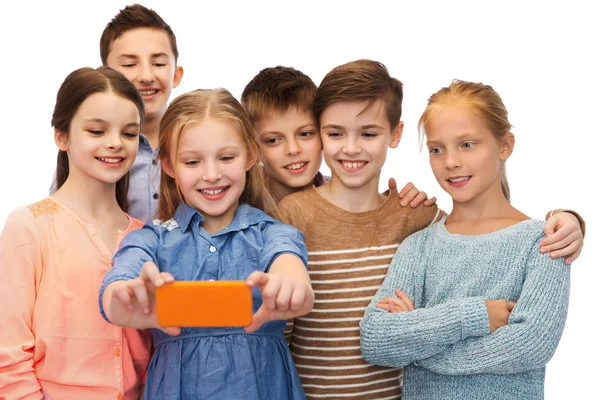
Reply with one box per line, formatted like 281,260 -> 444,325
137,61 -> 154,83
444,149 -> 462,170
202,160 -> 223,182
285,137 -> 302,156
105,131 -> 124,151
342,137 -> 362,156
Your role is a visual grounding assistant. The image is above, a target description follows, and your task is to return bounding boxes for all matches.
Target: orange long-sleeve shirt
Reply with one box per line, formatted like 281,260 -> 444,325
0,198 -> 151,400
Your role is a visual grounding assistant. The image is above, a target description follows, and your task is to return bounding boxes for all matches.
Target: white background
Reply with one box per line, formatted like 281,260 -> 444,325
1,1 -> 598,397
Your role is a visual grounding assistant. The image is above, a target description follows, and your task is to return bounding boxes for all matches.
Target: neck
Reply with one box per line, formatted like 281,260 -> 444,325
142,115 -> 161,149
267,176 -> 311,204
319,174 -> 384,213
448,181 -> 515,224
200,201 -> 239,236
52,168 -> 122,221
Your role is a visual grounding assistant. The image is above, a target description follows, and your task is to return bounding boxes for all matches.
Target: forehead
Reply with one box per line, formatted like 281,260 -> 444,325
254,107 -> 316,134
177,118 -> 245,150
108,27 -> 174,59
73,92 -> 140,124
320,100 -> 387,127
425,105 -> 488,139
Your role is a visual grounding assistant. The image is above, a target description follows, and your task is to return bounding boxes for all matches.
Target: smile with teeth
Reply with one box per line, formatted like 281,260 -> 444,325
139,89 -> 159,96
340,160 -> 367,169
199,187 -> 229,195
285,162 -> 307,170
447,176 -> 471,183
96,157 -> 124,163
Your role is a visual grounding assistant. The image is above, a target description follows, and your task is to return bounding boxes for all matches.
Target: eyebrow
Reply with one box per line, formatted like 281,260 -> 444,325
83,118 -> 140,129
260,123 -> 316,136
361,124 -> 385,130
321,124 -> 345,131
178,146 -> 242,156
117,53 -> 169,60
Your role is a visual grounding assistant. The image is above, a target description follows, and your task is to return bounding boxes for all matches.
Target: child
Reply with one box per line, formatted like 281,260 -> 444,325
360,80 -> 571,400
275,60 -> 583,399
0,67 -> 150,399
100,4 -> 184,221
241,65 -> 433,207
99,88 -> 314,399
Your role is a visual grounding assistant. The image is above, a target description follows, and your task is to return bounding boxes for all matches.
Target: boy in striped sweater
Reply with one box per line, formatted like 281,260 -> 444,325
273,59 -> 585,399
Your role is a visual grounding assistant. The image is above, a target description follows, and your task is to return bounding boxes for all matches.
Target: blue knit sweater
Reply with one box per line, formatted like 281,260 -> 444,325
360,217 -> 570,400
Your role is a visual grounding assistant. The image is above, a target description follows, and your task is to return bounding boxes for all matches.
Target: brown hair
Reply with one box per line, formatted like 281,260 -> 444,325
418,80 -> 513,201
100,4 -> 179,65
51,66 -> 145,211
241,66 -> 317,124
314,59 -> 404,130
157,88 -> 271,221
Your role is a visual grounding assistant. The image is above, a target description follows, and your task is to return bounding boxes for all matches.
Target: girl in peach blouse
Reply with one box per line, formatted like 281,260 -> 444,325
0,67 -> 151,400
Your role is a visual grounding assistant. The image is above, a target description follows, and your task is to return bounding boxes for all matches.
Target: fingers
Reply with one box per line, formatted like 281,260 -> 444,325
160,326 -> 181,336
395,289 -> 415,311
400,188 -> 420,207
408,191 -> 428,208
565,244 -> 583,264
113,283 -> 134,311
550,239 -> 582,260
131,279 -> 152,314
245,305 -> 270,333
388,177 -> 398,191
289,284 -> 309,312
259,275 -> 281,311
246,271 -> 269,288
424,196 -> 437,207
274,280 -> 294,312
140,261 -> 166,287
398,181 -> 414,199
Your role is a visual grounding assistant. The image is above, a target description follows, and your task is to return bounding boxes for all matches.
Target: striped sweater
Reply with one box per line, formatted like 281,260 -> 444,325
274,186 -> 441,399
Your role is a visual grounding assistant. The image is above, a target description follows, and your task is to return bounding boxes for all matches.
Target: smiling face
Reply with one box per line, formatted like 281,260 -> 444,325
55,91 -> 140,185
253,107 -> 322,190
425,105 -> 513,204
163,117 -> 254,231
319,99 -> 402,191
106,27 -> 183,121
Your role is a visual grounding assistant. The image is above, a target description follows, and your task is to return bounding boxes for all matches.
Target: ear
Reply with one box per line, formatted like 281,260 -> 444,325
161,157 -> 176,179
54,129 -> 69,151
389,121 -> 404,149
246,143 -> 259,171
172,66 -> 184,89
499,132 -> 515,161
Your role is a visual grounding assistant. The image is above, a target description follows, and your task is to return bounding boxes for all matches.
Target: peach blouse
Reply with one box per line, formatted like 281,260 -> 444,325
0,198 -> 151,400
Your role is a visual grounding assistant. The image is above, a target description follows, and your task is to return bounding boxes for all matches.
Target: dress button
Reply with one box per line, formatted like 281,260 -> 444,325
153,193 -> 159,199
117,393 -> 123,400
209,246 -> 216,253
152,159 -> 158,165
114,348 -> 121,357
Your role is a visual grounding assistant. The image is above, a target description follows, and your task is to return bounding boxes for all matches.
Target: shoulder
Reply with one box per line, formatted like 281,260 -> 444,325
278,188 -> 316,211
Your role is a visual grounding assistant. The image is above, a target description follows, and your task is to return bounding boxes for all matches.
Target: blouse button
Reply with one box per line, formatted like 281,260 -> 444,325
117,394 -> 123,400
114,348 -> 121,357
209,246 -> 216,253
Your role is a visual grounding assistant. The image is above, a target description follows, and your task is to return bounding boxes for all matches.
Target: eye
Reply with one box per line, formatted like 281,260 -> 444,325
123,132 -> 139,139
154,63 -> 166,67
461,141 -> 476,149
298,131 -> 314,138
220,155 -> 236,162
88,130 -> 104,135
362,132 -> 378,138
121,64 -> 135,68
264,137 -> 281,145
429,147 -> 443,155
327,132 -> 342,138
184,160 -> 199,166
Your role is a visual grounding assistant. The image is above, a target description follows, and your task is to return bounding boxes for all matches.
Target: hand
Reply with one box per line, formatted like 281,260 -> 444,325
107,261 -> 180,335
485,300 -> 515,333
390,178 -> 437,207
244,271 -> 314,333
541,212 -> 583,264
376,289 -> 415,313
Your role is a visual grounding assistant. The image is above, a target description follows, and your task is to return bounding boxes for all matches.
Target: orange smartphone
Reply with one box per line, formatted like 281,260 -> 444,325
155,281 -> 253,328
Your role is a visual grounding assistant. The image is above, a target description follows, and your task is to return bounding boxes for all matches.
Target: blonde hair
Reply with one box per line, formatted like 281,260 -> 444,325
418,80 -> 513,201
157,88 -> 272,221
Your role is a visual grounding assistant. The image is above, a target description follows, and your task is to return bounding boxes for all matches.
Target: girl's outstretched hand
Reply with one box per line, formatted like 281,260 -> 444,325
105,261 -> 180,336
244,271 -> 314,333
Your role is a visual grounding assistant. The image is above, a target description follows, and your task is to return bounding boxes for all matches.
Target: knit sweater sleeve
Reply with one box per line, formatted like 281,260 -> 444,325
417,232 -> 570,375
359,230 -> 490,368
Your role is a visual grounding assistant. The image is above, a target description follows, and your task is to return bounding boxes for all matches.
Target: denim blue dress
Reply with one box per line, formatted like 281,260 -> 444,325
100,203 -> 308,400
